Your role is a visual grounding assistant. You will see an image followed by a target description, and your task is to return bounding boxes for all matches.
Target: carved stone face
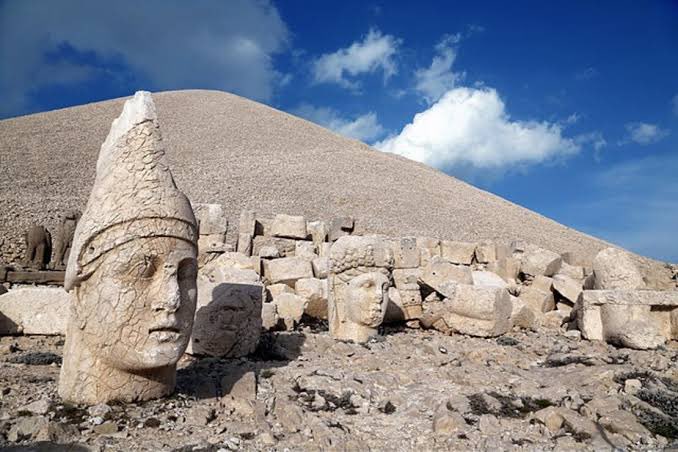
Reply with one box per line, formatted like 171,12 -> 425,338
75,237 -> 197,370
345,272 -> 389,328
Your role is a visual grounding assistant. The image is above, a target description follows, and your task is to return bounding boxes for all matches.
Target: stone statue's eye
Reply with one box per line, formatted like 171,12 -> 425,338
134,255 -> 157,279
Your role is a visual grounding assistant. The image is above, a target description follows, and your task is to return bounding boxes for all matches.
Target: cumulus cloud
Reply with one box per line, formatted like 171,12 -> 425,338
293,104 -> 385,142
623,122 -> 670,145
311,29 -> 400,89
414,35 -> 463,104
374,87 -> 580,169
0,0 -> 288,117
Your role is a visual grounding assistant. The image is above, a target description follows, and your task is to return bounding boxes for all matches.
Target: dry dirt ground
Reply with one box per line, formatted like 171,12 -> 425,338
0,325 -> 677,451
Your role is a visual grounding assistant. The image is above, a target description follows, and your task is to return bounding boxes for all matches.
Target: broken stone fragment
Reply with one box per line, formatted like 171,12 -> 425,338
328,217 -> 355,241
520,246 -> 562,277
519,286 -> 555,313
265,256 -> 314,287
194,203 -> 228,236
419,256 -> 473,296
393,237 -> 419,269
306,220 -> 328,246
270,214 -> 307,239
575,289 -> 677,349
552,274 -> 582,304
295,240 -> 317,260
472,270 -> 508,289
439,285 -> 512,337
0,287 -> 70,335
474,241 -> 496,264
238,210 -> 257,236
252,235 -> 296,258
311,256 -> 330,279
440,240 -> 476,265
295,277 -> 328,319
593,247 -> 645,290
486,257 -> 521,283
236,232 -> 253,256
273,292 -> 307,330
510,295 -> 539,330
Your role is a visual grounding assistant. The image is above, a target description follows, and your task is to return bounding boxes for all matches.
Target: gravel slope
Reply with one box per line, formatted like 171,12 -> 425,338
0,90 -> 667,274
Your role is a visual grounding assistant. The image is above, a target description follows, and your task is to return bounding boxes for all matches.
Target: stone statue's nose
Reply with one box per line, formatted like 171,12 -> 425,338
153,270 -> 181,313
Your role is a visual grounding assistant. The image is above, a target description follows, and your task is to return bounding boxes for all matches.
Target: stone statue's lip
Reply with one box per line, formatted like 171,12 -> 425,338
148,325 -> 180,334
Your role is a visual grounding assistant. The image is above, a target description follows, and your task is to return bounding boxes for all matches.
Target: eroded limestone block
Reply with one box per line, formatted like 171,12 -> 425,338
236,233 -> 253,256
386,268 -> 423,321
328,236 -> 393,343
274,292 -> 307,330
558,262 -> 586,281
438,285 -> 512,337
520,247 -> 562,277
474,242 -> 496,264
271,214 -> 307,239
393,237 -> 419,269
553,274 -> 582,304
519,286 -> 555,313
238,210 -> 256,236
24,225 -> 52,270
417,237 -> 441,266
419,256 -> 473,295
295,277 -> 328,319
252,236 -> 296,258
576,290 -> 678,349
59,91 -> 199,405
295,241 -> 317,260
312,257 -> 330,279
510,296 -> 539,330
265,257 -> 314,287
472,271 -> 508,289
486,257 -> 521,283
194,203 -> 228,236
441,241 -> 476,265
593,248 -> 645,290
0,287 -> 70,335
328,217 -> 354,242
307,221 -> 328,247
189,263 -> 263,358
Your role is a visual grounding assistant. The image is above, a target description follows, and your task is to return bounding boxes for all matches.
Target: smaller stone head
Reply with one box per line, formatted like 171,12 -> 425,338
328,235 -> 393,342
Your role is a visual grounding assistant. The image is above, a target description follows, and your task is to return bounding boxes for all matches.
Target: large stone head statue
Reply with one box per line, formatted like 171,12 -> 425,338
328,236 -> 393,343
59,91 -> 199,405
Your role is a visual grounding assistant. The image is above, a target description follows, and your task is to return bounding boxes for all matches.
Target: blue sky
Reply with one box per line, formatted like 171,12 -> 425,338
1,0 -> 677,261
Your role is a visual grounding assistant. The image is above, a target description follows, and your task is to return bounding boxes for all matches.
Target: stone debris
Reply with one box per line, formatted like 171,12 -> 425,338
295,277 -> 328,320
0,287 -> 70,335
575,289 -> 678,349
264,257 -> 314,287
474,241 -> 496,264
520,246 -> 562,277
437,285 -> 512,337
270,214 -> 308,240
441,240 -> 476,265
593,247 -> 645,290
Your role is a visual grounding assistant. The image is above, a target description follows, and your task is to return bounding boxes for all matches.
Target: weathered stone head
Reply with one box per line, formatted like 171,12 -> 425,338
328,236 -> 393,343
59,91 -> 199,405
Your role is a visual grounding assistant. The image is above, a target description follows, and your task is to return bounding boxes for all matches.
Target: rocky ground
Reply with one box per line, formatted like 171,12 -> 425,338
0,324 -> 677,451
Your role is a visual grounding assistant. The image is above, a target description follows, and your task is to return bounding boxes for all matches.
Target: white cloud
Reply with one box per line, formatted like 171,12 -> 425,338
0,0 -> 289,117
414,35 -> 463,104
624,122 -> 670,145
374,87 -> 580,169
293,104 -> 385,142
311,29 -> 400,89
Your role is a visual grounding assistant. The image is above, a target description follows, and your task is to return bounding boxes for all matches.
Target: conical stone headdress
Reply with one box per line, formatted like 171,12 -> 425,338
64,91 -> 197,290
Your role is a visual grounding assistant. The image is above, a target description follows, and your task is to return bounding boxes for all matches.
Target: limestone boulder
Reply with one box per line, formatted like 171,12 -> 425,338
441,241 -> 476,265
307,220 -> 328,246
252,236 -> 296,258
510,295 -> 539,330
440,285 -> 512,337
472,271 -> 508,289
531,275 -> 554,292
265,257 -> 314,287
0,287 -> 70,335
575,290 -> 677,349
273,293 -> 307,330
328,217 -> 354,242
261,302 -> 279,330
520,247 -> 562,277
474,242 -> 496,264
486,257 -> 521,283
417,237 -> 441,266
190,264 -> 263,358
593,248 -> 644,290
393,237 -> 419,269
271,214 -> 307,239
194,203 -> 228,236
419,256 -> 473,296
312,257 -> 330,279
238,210 -> 256,235
236,232 -> 253,256
519,286 -> 555,313
295,277 -> 328,319
552,274 -> 582,304
295,241 -> 317,260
